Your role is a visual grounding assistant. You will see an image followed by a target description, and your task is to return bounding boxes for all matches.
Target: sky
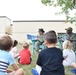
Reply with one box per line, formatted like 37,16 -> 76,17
0,0 -> 66,20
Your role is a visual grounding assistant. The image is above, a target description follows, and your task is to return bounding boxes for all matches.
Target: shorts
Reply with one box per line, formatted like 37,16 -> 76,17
18,57 -> 32,65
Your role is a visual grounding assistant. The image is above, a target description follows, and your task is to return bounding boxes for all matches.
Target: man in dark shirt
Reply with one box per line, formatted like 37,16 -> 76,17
36,30 -> 65,75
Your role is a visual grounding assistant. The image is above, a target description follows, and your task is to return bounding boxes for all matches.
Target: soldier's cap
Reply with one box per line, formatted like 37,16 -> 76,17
65,27 -> 73,31
38,29 -> 45,33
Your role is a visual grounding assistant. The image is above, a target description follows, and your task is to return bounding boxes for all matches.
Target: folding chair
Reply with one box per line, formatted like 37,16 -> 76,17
27,34 -> 37,40
27,34 -> 43,54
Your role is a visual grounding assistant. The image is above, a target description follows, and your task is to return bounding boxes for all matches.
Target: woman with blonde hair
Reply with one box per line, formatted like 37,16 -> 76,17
63,40 -> 75,66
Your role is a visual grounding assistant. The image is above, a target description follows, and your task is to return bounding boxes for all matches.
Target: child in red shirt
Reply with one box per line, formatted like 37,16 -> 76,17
18,42 -> 31,65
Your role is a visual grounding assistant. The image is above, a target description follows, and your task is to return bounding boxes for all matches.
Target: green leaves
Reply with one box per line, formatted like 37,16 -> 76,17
41,0 -> 76,24
41,0 -> 51,5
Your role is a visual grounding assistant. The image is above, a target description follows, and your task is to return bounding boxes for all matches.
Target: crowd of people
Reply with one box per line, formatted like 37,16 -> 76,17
0,27 -> 76,75
34,27 -> 76,75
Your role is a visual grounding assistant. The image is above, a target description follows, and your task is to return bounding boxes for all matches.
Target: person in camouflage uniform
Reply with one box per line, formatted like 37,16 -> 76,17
35,29 -> 46,52
63,27 -> 76,51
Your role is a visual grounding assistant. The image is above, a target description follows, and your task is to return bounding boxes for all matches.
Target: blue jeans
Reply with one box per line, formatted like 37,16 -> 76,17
70,68 -> 76,74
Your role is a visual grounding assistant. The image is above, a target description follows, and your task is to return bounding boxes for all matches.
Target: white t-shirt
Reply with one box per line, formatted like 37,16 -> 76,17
10,47 -> 17,58
36,65 -> 41,75
63,49 -> 75,66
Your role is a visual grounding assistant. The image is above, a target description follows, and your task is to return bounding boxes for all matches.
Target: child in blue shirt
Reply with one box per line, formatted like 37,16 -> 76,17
36,30 -> 65,75
0,35 -> 24,75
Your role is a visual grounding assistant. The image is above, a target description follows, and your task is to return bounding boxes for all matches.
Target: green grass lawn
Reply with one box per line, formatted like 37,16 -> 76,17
9,44 -> 74,75
16,53 -> 37,75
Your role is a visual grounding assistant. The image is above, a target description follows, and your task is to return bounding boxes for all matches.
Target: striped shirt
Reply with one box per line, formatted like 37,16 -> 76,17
0,50 -> 15,75
0,59 -> 9,72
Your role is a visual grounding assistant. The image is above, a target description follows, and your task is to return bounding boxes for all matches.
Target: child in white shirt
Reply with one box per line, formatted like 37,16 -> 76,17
63,40 -> 75,66
10,40 -> 18,58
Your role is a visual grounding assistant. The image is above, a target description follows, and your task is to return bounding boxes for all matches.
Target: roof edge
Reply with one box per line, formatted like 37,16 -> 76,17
0,16 -> 11,21
13,20 -> 66,22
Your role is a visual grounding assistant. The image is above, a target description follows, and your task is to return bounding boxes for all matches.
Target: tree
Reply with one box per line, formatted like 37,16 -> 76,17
41,0 -> 76,24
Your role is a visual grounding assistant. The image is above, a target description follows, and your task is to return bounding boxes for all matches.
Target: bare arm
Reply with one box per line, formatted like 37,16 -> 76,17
12,63 -> 19,71
14,53 -> 19,58
6,69 -> 13,73
71,62 -> 76,69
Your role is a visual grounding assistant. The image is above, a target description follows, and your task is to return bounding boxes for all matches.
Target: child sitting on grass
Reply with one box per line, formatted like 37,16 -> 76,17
36,30 -> 65,75
10,40 -> 18,58
0,35 -> 24,75
18,42 -> 32,65
63,40 -> 75,66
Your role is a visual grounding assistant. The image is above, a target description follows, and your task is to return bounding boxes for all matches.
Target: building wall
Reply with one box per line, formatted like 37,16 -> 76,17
13,20 -> 76,42
0,16 -> 76,42
0,18 -> 5,33
0,16 -> 11,36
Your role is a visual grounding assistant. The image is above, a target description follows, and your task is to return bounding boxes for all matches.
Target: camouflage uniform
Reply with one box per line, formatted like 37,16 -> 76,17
64,33 -> 76,51
61,27 -> 76,51
35,34 -> 44,51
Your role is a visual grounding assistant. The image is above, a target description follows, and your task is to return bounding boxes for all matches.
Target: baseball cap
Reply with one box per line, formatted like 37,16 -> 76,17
65,27 -> 73,31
